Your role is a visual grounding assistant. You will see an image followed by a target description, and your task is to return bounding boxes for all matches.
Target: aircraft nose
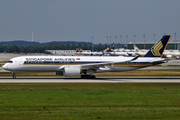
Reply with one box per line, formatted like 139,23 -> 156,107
2,64 -> 8,70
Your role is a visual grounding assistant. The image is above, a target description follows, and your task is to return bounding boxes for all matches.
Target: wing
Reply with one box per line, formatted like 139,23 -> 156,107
80,55 -> 139,70
59,56 -> 139,71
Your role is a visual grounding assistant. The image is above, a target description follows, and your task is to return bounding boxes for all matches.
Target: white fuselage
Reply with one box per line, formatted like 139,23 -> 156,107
2,56 -> 165,73
104,51 -> 129,56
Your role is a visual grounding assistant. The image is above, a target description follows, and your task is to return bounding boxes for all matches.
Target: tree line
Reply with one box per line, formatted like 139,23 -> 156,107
0,43 -> 108,53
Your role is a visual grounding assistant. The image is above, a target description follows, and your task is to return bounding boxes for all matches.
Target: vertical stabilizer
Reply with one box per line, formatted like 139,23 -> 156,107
144,35 -> 171,57
133,44 -> 142,53
106,46 -> 113,52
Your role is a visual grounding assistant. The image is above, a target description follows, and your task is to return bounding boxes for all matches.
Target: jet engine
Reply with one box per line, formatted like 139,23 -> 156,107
63,66 -> 81,77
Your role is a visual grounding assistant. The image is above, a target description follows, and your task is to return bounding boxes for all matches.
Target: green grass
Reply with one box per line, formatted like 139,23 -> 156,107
0,83 -> 180,119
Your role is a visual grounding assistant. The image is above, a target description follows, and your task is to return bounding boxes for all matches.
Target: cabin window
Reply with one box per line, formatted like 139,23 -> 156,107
7,61 -> 13,63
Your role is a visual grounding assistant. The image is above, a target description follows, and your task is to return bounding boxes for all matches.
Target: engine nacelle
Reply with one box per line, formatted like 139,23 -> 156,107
54,71 -> 63,76
63,66 -> 81,77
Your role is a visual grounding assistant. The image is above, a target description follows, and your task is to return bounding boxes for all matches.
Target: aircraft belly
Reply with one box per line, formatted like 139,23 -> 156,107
13,65 -> 60,72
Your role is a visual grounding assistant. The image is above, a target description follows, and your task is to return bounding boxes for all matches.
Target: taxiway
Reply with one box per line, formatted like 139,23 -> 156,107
0,77 -> 180,83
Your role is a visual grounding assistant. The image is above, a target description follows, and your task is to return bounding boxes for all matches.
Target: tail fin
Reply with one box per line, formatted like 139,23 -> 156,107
106,46 -> 113,52
75,49 -> 82,53
144,35 -> 171,57
75,49 -> 79,52
79,49 -> 82,52
133,44 -> 141,53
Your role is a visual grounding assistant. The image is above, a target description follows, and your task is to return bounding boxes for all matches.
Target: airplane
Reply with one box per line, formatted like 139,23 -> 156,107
134,44 -> 180,58
133,44 -> 147,56
75,49 -> 103,56
2,35 -> 171,79
163,50 -> 180,58
104,46 -> 130,56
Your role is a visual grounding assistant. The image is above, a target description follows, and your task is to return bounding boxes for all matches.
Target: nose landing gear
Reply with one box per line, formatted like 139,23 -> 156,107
12,72 -> 16,79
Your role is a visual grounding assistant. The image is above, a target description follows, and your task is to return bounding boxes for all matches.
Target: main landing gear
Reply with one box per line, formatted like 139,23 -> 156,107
81,70 -> 96,79
81,75 -> 96,79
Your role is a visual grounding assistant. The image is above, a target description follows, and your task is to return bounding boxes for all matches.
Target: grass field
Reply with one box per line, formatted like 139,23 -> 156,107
0,83 -> 180,119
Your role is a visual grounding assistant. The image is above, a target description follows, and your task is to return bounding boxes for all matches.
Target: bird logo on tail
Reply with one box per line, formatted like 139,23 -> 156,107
151,41 -> 163,56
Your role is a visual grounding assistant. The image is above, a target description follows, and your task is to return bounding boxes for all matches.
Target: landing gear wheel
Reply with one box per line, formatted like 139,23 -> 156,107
91,75 -> 96,79
81,75 -> 96,79
13,75 -> 16,79
81,75 -> 86,79
13,73 -> 16,79
86,75 -> 91,79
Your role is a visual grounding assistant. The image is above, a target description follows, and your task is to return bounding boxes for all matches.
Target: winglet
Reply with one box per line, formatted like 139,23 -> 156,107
143,35 -> 171,57
131,55 -> 140,61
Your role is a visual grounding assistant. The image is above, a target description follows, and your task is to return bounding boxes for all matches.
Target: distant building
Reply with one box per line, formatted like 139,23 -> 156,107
127,40 -> 180,50
45,50 -> 91,55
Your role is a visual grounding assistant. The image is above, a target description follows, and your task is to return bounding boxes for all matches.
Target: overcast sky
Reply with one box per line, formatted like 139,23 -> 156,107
0,0 -> 180,44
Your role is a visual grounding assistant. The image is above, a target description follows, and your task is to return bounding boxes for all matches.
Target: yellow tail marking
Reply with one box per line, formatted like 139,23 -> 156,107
151,41 -> 163,56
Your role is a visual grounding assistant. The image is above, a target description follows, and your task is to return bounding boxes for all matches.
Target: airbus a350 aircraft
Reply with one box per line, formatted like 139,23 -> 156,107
2,35 -> 171,79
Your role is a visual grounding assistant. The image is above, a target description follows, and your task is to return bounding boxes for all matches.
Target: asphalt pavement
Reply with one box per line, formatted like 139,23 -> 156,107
0,77 -> 180,83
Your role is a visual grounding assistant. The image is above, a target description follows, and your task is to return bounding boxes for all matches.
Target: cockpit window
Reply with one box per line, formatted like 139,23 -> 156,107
7,60 -> 13,63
